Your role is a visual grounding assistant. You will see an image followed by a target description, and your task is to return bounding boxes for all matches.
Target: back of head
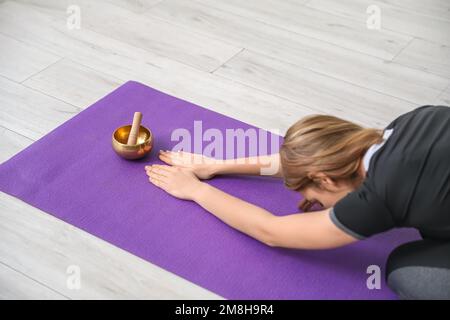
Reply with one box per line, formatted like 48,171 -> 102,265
280,114 -> 383,210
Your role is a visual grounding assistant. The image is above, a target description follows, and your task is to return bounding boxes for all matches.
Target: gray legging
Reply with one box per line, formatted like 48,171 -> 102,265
386,239 -> 450,299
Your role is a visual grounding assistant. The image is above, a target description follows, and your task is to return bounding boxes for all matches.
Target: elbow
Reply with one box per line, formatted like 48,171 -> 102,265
264,239 -> 278,248
261,234 -> 277,247
259,217 -> 279,248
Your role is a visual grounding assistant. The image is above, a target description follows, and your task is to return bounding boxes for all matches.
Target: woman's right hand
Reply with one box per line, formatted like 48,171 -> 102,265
158,150 -> 217,180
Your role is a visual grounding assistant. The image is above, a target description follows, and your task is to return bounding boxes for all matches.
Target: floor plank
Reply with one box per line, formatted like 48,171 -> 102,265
0,1 -> 314,134
0,76 -> 80,141
23,59 -> 123,109
0,32 -> 61,82
393,39 -> 450,79
194,0 -> 412,60
0,126 -> 34,164
17,0 -> 243,73
215,49 -> 417,128
436,86 -> 450,106
146,0 -> 448,105
0,262 -> 67,299
306,0 -> 450,46
0,192 -> 222,299
363,0 -> 450,22
18,0 -> 162,14
105,0 -> 162,13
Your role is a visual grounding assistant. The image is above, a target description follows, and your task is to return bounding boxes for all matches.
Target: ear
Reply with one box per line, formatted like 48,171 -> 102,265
314,173 -> 337,188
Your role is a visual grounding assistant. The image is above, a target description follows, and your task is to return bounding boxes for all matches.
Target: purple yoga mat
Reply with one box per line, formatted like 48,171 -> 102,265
0,81 -> 419,299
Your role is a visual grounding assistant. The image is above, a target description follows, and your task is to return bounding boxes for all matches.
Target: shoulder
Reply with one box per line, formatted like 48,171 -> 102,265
386,105 -> 450,130
331,180 -> 395,239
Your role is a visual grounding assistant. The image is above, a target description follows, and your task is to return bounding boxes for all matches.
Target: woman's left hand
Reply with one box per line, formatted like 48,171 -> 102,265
145,164 -> 204,201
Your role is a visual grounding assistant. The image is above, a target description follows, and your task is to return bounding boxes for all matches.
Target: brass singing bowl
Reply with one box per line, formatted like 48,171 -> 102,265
112,125 -> 153,160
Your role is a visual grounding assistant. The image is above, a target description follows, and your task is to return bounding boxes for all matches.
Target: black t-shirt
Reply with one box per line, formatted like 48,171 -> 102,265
331,105 -> 450,241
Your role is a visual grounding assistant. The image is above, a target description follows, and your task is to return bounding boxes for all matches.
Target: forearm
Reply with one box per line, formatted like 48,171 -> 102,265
192,182 -> 276,245
190,183 -> 356,250
212,153 -> 283,178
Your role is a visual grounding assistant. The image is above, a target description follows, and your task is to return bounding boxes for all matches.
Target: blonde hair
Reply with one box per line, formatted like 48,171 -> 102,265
280,115 -> 383,211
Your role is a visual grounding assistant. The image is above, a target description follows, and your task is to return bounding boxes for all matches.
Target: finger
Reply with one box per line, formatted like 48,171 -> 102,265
145,165 -> 153,175
158,153 -> 175,165
152,164 -> 177,173
159,154 -> 189,169
160,149 -> 181,156
148,176 -> 166,188
147,164 -> 172,171
159,149 -> 170,157
146,165 -> 162,176
147,167 -> 170,178
167,151 -> 187,165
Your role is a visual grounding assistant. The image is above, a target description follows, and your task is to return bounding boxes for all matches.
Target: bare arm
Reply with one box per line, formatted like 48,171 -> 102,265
146,164 -> 356,250
212,153 -> 283,178
192,182 -> 357,250
158,150 -> 283,179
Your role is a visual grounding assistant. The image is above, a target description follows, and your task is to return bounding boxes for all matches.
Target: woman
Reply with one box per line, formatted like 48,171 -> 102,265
144,105 -> 450,299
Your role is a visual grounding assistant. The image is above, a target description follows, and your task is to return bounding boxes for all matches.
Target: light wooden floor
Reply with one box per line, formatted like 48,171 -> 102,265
0,0 -> 449,300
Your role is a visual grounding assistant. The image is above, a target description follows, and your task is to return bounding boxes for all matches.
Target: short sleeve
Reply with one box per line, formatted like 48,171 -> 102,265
330,181 -> 395,239
384,105 -> 435,131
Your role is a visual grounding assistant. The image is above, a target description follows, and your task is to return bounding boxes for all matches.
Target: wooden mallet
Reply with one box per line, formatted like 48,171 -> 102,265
127,111 -> 143,145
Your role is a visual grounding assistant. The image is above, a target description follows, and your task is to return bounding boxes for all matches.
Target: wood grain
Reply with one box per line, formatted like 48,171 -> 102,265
0,33 -> 61,82
215,49 -> 417,128
194,0 -> 412,60
306,0 -> 450,46
394,39 -> 450,78
23,59 -> 123,109
0,76 -> 80,140
0,262 -> 67,300
146,0 -> 448,105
